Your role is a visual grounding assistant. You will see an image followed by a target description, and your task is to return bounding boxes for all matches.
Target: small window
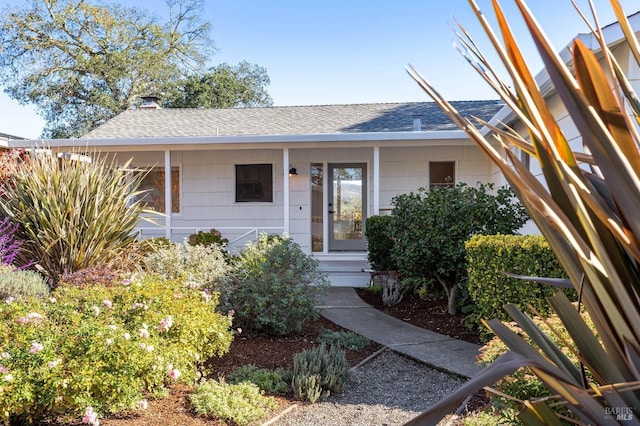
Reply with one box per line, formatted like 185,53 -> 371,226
429,161 -> 455,188
236,164 -> 273,202
137,166 -> 180,213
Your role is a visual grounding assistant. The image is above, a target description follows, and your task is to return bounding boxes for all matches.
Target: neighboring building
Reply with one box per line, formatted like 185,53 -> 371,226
8,101 -> 504,285
0,132 -> 26,149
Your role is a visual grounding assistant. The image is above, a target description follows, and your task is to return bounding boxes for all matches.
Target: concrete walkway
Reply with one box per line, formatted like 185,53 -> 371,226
316,287 -> 483,378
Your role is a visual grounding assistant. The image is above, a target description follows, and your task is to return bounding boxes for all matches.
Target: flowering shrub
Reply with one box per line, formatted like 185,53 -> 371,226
0,275 -> 233,424
58,266 -> 120,288
0,217 -> 26,268
144,242 -> 229,289
219,234 -> 329,335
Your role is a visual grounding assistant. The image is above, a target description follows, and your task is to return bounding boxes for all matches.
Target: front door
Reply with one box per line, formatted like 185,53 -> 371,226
328,164 -> 367,251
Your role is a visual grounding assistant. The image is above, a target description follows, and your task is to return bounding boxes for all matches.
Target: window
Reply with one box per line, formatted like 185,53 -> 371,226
236,164 -> 273,202
137,166 -> 180,213
429,161 -> 455,188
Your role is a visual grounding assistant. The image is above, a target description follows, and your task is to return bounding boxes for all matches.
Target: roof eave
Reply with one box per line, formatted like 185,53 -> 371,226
487,11 -> 640,128
9,130 -> 471,149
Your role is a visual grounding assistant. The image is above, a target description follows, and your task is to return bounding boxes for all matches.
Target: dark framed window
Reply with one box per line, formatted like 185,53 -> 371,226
429,161 -> 455,188
235,164 -> 273,202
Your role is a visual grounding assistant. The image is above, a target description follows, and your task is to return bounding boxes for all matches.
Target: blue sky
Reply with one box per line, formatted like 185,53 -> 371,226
1,0 -> 638,138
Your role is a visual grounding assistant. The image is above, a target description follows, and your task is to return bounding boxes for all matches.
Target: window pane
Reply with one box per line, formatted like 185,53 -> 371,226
236,164 -> 273,202
429,161 -> 455,188
311,163 -> 323,252
138,166 -> 180,213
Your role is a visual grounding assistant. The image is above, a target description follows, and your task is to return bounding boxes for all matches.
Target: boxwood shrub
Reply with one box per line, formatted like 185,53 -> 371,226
466,234 -> 572,340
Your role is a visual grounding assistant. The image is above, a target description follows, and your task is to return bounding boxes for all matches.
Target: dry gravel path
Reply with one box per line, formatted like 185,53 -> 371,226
269,349 -> 465,426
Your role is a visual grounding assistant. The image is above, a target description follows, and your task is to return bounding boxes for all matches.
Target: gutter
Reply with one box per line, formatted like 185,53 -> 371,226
8,130 -> 470,149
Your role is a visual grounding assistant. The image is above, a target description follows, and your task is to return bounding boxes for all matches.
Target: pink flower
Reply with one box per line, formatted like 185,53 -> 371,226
121,278 -> 132,286
201,291 -> 211,302
91,306 -> 100,316
0,365 -> 7,374
237,328 -> 243,334
82,406 -> 99,425
156,315 -> 173,333
18,312 -> 44,324
227,309 -> 235,316
123,332 -> 130,340
101,299 -> 112,309
129,302 -> 148,311
139,327 -> 150,339
48,359 -> 61,368
138,399 -> 148,410
4,297 -> 14,304
29,341 -> 44,354
168,368 -> 181,380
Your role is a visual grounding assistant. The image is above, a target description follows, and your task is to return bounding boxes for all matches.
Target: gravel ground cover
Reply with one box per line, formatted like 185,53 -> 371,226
270,349 -> 465,426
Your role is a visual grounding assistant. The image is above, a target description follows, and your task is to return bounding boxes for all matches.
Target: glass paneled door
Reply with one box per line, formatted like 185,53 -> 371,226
328,164 -> 367,251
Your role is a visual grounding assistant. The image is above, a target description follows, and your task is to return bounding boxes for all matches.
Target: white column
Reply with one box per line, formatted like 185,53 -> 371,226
164,150 -> 172,239
373,145 -> 380,216
283,148 -> 290,235
323,161 -> 329,253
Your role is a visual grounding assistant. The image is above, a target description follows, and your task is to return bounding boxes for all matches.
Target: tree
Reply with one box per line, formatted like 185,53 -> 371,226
0,0 -> 212,138
165,61 -> 273,108
389,183 -> 529,315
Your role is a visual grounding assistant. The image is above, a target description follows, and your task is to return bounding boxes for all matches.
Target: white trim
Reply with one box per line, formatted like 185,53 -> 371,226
8,130 -> 470,150
373,145 -> 380,216
322,161 -> 329,254
283,148 -> 290,235
164,150 -> 171,239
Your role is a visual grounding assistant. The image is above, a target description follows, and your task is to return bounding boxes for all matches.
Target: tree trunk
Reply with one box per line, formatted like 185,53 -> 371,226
447,283 -> 458,315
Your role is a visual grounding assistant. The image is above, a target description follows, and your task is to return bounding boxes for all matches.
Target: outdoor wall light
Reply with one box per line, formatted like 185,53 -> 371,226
288,167 -> 298,176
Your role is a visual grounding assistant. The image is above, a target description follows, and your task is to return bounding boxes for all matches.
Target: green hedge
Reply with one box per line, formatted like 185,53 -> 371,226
364,215 -> 397,271
466,234 -> 572,340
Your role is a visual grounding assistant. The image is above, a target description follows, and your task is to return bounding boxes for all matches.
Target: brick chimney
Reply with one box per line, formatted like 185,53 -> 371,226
140,96 -> 162,110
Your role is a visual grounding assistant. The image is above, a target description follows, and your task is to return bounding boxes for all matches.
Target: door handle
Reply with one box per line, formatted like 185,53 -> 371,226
328,210 -> 335,214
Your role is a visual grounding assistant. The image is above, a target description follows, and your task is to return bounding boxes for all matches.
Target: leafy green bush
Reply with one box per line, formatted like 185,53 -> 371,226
389,183 -> 529,314
364,215 -> 397,271
0,275 -> 233,424
219,234 -> 329,335
187,228 -> 228,248
317,329 -> 370,351
0,270 -> 49,300
144,242 -> 229,289
0,152 -> 146,283
291,344 -> 350,403
466,235 -> 572,340
189,379 -> 276,426
227,364 -> 290,394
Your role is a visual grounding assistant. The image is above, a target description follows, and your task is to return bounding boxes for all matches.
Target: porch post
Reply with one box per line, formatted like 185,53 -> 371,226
373,145 -> 380,216
164,150 -> 172,239
283,148 -> 290,235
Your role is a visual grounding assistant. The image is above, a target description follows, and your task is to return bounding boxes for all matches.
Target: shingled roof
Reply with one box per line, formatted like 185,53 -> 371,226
83,101 -> 503,139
